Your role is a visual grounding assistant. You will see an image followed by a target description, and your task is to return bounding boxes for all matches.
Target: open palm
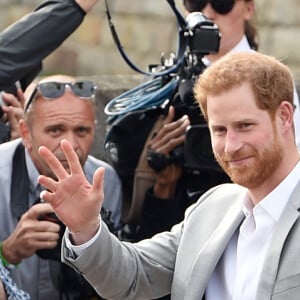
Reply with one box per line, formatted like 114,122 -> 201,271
38,139 -> 105,243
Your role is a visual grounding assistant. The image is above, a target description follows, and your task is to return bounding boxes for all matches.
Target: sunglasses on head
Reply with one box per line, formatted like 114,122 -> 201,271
25,80 -> 96,112
185,0 -> 236,15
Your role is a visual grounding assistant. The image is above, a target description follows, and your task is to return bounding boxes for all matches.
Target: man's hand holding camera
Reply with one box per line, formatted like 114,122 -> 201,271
38,139 -> 105,245
1,203 -> 60,265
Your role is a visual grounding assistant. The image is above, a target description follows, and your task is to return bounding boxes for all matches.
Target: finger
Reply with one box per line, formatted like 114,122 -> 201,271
92,167 -> 105,196
164,105 -> 175,124
1,106 -> 23,124
4,106 -> 24,120
157,135 -> 186,154
38,174 -> 58,193
156,114 -> 189,141
60,139 -> 85,176
34,239 -> 59,250
151,106 -> 175,145
16,88 -> 26,108
26,202 -> 55,219
1,92 -> 21,107
35,220 -> 61,234
152,116 -> 190,151
38,145 -> 69,179
25,235 -> 60,251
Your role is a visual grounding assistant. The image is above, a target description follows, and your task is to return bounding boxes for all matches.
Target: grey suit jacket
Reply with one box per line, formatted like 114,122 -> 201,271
63,182 -> 300,300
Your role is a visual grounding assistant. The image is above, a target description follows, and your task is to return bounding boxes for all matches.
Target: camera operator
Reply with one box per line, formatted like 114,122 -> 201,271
0,75 -> 122,300
117,0 -> 258,245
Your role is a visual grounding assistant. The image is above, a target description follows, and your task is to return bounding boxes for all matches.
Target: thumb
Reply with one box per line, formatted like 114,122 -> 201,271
26,202 -> 54,220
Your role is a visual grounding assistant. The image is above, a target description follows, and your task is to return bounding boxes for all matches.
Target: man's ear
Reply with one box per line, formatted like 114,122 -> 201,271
19,119 -> 32,149
277,101 -> 294,130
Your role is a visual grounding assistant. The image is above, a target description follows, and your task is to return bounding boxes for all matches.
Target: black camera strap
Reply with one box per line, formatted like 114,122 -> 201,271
104,0 -> 188,77
10,142 -> 30,220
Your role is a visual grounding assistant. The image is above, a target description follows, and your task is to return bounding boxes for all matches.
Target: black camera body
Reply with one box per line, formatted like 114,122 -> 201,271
36,206 -> 116,261
184,124 -> 221,172
185,12 -> 221,55
36,204 -> 115,299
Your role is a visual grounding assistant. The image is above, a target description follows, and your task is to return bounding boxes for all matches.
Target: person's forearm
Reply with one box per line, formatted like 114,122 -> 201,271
0,0 -> 96,90
154,181 -> 177,198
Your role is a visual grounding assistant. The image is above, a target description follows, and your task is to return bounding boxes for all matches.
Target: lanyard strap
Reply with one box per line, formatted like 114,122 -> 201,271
104,0 -> 188,77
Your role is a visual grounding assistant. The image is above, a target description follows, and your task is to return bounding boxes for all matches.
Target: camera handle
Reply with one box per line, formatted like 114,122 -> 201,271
104,0 -> 188,77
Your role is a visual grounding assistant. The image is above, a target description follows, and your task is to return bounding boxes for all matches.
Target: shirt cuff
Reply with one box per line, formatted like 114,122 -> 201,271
65,223 -> 102,256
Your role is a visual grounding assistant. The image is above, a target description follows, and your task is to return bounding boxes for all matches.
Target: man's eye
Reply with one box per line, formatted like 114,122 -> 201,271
239,123 -> 253,130
76,128 -> 90,136
48,128 -> 62,136
212,127 -> 226,136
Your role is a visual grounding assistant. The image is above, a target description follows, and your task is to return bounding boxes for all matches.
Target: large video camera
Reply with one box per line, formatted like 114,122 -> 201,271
104,5 -> 229,203
161,12 -> 222,173
146,11 -> 231,195
177,12 -> 231,191
176,12 -> 221,172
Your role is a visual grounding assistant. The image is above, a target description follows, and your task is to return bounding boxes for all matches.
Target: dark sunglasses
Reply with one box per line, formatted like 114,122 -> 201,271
25,80 -> 96,112
185,0 -> 236,15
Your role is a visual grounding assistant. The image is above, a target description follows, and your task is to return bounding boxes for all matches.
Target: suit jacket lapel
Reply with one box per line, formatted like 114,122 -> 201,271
256,181 -> 300,299
184,200 -> 245,299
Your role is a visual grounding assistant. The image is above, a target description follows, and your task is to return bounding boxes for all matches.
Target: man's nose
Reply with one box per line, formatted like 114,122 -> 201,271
224,130 -> 243,154
64,133 -> 79,150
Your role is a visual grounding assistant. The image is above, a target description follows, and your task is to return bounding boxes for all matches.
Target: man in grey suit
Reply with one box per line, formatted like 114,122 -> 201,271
38,51 -> 300,300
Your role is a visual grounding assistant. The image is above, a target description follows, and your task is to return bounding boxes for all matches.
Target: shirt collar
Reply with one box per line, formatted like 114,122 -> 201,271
25,148 -> 41,193
228,35 -> 253,54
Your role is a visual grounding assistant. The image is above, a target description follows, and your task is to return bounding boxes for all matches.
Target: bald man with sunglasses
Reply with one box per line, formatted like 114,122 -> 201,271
0,75 -> 122,300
